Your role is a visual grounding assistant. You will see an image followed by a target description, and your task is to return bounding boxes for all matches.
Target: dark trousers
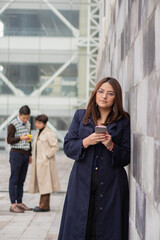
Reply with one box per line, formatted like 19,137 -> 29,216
39,193 -> 50,210
85,171 -> 99,240
9,151 -> 29,204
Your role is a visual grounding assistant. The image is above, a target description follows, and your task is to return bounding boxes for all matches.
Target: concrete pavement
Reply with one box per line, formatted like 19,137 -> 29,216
0,151 -> 73,240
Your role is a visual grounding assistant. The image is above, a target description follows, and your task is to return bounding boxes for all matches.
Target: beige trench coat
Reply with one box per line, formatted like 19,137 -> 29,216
28,126 -> 60,195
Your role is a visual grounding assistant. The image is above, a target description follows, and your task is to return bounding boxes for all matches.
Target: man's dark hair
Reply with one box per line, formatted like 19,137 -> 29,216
19,105 -> 31,115
35,114 -> 48,124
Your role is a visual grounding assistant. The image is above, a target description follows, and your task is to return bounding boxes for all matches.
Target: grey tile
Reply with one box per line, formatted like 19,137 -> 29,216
138,0 -> 142,30
127,48 -> 134,89
136,184 -> 146,240
129,87 -> 137,130
132,133 -> 143,186
128,0 -> 132,17
139,0 -> 148,28
0,221 -> 8,230
124,15 -> 130,56
143,13 -> 155,76
155,3 -> 160,70
121,31 -> 124,61
154,143 -> 160,203
130,0 -> 139,44
147,73 -> 160,139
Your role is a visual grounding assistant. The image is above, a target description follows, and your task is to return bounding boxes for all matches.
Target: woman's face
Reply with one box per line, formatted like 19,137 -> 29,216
35,121 -> 46,130
96,82 -> 115,110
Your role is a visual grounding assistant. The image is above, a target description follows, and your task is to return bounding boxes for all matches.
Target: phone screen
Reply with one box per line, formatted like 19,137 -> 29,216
95,126 -> 107,133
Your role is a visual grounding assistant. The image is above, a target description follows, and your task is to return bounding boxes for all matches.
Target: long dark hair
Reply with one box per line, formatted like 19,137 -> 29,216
83,77 -> 129,125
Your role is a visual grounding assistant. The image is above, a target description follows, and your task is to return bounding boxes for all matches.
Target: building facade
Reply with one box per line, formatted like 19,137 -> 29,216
96,0 -> 160,239
0,0 -> 101,149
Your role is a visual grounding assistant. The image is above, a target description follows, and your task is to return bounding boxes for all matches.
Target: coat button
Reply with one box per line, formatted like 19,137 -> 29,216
100,194 -> 103,198
99,207 -> 103,210
101,157 -> 103,160
100,182 -> 104,185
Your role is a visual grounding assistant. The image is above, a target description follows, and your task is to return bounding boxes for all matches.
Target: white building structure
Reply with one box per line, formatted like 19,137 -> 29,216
0,0 -> 101,149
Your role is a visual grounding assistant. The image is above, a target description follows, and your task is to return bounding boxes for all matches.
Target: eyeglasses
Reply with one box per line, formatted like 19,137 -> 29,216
97,89 -> 115,97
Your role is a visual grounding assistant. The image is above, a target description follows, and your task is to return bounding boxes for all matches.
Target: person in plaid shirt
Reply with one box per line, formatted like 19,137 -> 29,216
7,105 -> 33,213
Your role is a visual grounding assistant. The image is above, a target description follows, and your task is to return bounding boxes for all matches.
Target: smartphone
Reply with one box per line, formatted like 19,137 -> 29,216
95,126 -> 107,133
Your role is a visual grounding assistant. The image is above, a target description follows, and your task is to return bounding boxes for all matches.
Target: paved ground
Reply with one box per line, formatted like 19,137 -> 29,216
0,151 -> 73,240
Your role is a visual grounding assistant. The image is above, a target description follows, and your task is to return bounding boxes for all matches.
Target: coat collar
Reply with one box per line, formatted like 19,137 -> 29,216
40,126 -> 48,135
38,126 -> 48,138
35,126 -> 48,141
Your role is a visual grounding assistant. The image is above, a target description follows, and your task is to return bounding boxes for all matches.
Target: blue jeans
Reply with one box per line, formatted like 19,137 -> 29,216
9,151 -> 29,204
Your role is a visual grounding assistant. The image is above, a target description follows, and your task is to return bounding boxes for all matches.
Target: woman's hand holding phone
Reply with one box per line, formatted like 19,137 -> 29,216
95,126 -> 113,149
82,132 -> 106,148
82,126 -> 113,150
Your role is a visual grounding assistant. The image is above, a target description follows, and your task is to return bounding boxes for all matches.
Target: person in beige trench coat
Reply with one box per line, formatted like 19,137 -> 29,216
28,114 -> 60,212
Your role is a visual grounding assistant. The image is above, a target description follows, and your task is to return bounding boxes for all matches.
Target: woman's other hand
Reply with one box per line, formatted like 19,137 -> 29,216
101,131 -> 113,150
82,133 -> 106,148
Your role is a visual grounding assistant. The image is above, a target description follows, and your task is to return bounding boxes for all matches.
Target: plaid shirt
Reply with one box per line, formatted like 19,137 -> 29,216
8,117 -> 31,151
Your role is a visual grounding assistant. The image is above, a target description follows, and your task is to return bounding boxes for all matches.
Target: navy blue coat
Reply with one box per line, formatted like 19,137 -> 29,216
58,109 -> 130,240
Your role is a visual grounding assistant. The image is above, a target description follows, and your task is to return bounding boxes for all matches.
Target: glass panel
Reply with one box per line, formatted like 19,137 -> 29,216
0,65 -> 14,94
0,9 -> 79,37
41,64 -> 78,97
0,63 -> 78,96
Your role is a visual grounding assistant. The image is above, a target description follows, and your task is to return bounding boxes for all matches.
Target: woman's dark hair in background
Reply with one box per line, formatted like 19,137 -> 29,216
35,114 -> 48,124
19,105 -> 30,115
83,77 -> 129,125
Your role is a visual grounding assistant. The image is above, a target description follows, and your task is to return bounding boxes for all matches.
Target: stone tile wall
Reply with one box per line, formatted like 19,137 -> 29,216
96,0 -> 160,239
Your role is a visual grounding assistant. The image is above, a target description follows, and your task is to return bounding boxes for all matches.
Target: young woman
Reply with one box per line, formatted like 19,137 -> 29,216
58,77 -> 130,240
28,114 -> 60,212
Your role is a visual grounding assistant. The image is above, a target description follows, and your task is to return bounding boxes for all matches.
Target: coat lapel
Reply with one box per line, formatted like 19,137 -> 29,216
89,119 -> 95,130
107,122 -> 117,133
